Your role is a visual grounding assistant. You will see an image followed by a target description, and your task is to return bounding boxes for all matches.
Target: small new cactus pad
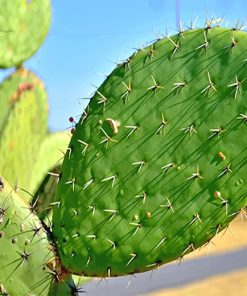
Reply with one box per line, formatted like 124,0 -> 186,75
0,177 -> 72,295
0,68 -> 48,201
30,131 -> 71,197
26,132 -> 70,220
53,27 -> 247,277
0,0 -> 51,68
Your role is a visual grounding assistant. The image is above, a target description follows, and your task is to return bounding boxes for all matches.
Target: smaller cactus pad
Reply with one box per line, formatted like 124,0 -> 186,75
53,26 -> 247,277
0,177 -> 55,295
0,68 -> 48,201
30,131 -> 71,197
27,132 -> 71,220
0,0 -> 51,68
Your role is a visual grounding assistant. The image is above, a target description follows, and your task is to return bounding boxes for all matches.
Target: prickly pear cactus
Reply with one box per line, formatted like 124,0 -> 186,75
53,26 -> 247,277
0,177 -> 74,295
0,0 -> 51,68
0,68 -> 48,200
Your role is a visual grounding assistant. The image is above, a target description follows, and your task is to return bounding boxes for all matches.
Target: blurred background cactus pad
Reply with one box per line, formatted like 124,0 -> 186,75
0,0 -> 51,68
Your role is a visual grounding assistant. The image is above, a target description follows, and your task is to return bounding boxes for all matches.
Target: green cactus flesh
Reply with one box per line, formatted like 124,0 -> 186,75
53,27 -> 247,277
0,177 -> 72,296
0,68 -> 48,201
0,0 -> 51,68
48,279 -> 79,296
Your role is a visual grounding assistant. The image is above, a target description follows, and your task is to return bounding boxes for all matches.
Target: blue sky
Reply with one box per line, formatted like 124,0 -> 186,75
1,0 -> 247,131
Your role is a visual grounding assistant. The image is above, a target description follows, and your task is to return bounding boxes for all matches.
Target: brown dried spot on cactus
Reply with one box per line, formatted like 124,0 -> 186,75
46,257 -> 71,282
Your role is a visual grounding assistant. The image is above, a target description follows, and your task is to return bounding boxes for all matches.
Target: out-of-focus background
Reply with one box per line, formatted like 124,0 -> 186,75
0,1 -> 246,295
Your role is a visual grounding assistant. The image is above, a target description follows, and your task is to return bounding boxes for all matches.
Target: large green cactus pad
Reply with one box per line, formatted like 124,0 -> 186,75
0,68 -> 48,201
53,27 -> 247,277
0,0 -> 51,68
0,177 -> 56,295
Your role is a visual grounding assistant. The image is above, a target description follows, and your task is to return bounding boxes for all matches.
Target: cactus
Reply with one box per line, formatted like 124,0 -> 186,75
30,132 -> 71,197
28,132 -> 70,220
0,68 -> 48,193
52,26 -> 247,277
0,177 -> 75,295
0,67 -> 48,134
0,68 -> 70,205
27,132 -> 70,219
0,0 -> 51,68
0,0 -> 246,291
0,1 -> 88,293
